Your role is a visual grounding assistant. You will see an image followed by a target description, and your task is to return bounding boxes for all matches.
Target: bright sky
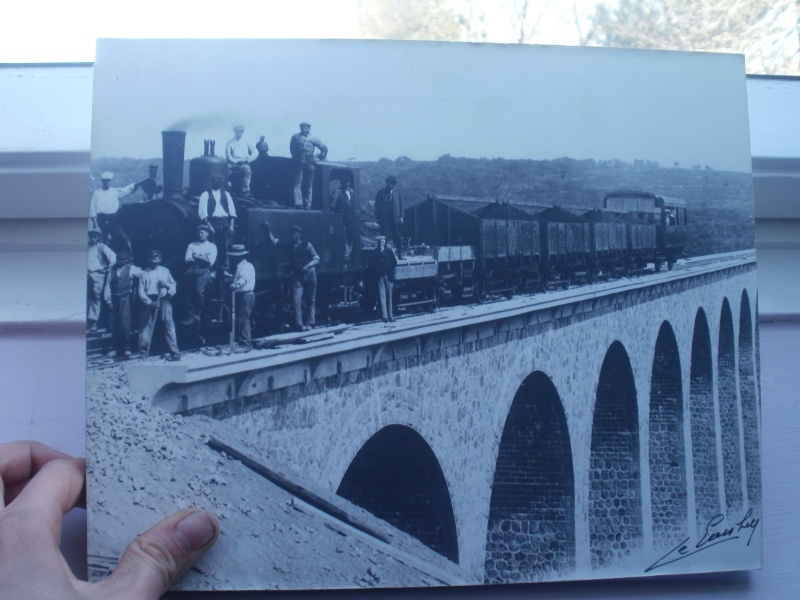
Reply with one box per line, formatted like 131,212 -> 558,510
2,1 -> 597,63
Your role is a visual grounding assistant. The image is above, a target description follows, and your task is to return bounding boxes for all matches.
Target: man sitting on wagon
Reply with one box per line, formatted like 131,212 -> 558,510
225,124 -> 257,198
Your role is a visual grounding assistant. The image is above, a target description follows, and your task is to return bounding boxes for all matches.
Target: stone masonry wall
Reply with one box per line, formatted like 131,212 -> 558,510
648,322 -> 688,552
719,301 -> 744,514
222,269 -> 759,580
484,372 -> 574,583
738,290 -> 761,508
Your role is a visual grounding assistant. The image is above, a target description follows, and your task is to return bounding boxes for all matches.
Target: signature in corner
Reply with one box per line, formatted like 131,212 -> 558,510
645,508 -> 760,573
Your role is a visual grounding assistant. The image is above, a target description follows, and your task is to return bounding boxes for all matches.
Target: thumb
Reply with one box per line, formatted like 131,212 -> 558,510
96,508 -> 218,599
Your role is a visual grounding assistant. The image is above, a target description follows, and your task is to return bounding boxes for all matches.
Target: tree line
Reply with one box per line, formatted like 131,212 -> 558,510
357,0 -> 799,75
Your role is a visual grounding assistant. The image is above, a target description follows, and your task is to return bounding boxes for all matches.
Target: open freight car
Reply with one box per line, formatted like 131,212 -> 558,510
405,195 -> 542,300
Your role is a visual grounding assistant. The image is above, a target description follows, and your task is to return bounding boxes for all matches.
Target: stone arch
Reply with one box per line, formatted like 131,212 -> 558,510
484,371 -> 575,583
690,308 -> 721,532
336,424 -> 459,563
649,321 -> 688,551
739,290 -> 761,507
718,298 -> 743,514
590,341 -> 642,569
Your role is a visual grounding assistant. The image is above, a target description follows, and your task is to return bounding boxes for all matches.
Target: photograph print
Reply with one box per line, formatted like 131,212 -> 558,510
86,38 -> 761,591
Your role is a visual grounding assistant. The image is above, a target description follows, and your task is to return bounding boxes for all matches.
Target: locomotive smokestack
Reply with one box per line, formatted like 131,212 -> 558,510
162,130 -> 186,200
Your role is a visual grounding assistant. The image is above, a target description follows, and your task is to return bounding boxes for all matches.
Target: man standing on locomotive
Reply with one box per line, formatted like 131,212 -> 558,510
375,175 -> 404,258
225,124 -> 257,198
198,174 -> 237,276
136,164 -> 163,201
290,122 -> 327,210
181,223 -> 217,326
368,235 -> 398,323
229,244 -> 256,352
89,171 -> 137,253
263,224 -> 320,332
330,177 -> 359,261
137,250 -> 180,361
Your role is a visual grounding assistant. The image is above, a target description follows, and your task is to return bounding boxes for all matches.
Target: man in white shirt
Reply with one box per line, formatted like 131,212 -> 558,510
89,171 -> 137,252
229,245 -> 256,352
198,174 -> 237,274
225,124 -> 257,198
137,250 -> 180,360
182,224 -> 218,326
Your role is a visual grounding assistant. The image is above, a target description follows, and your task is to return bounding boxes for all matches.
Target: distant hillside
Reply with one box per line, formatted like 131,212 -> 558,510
91,155 -> 755,258
354,156 -> 755,258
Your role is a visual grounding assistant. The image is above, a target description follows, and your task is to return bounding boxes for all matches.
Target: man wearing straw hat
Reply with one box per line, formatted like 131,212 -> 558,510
229,244 -> 256,353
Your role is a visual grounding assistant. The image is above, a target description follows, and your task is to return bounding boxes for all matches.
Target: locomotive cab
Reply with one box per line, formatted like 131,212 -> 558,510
604,190 -> 687,270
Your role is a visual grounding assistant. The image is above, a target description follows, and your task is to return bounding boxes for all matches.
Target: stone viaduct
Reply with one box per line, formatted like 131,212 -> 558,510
135,254 -> 761,583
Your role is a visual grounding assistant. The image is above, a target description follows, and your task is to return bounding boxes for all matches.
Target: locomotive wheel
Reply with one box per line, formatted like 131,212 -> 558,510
654,258 -> 662,273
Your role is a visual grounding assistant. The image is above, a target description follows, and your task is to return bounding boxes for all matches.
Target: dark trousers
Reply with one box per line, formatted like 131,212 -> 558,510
183,267 -> 211,320
235,291 -> 255,346
111,293 -> 133,353
377,276 -> 394,320
138,296 -> 179,355
209,217 -> 231,272
292,269 -> 317,328
293,162 -> 315,209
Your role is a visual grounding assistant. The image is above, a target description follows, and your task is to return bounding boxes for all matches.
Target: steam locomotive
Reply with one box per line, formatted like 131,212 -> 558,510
116,131 -> 688,343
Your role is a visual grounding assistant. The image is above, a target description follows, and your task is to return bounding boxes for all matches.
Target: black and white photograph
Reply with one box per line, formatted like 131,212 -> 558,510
85,38 -> 761,591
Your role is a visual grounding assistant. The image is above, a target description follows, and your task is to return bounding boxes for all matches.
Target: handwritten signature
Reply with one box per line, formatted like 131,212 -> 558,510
645,508 -> 759,573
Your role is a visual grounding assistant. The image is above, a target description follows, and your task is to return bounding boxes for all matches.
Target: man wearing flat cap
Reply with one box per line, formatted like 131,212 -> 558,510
375,175 -> 404,257
89,171 -> 137,253
290,122 -> 328,209
367,235 -> 398,323
137,249 -> 180,360
264,223 -> 320,331
107,251 -> 143,358
181,223 -> 218,326
225,124 -> 257,198
198,173 -> 237,276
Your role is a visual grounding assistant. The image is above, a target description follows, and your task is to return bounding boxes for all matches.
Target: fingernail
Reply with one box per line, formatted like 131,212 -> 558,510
175,510 -> 217,551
